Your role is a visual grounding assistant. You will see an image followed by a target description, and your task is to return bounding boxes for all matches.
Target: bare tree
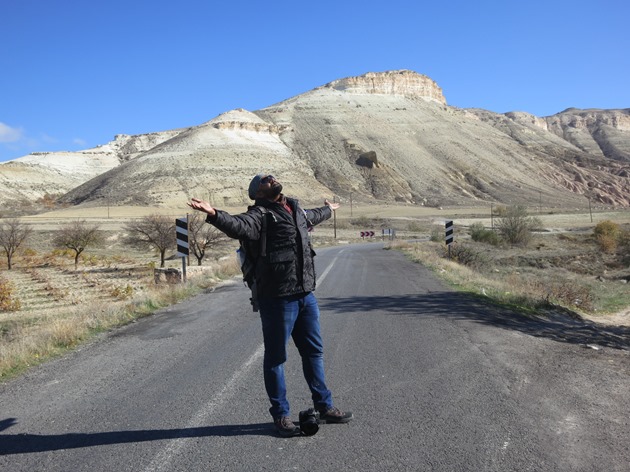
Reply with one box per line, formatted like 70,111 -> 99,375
0,218 -> 33,270
187,213 -> 227,266
52,220 -> 104,268
124,214 -> 175,268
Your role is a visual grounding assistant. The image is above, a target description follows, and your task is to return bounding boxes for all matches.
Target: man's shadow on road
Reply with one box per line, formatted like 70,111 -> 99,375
0,418 -> 275,455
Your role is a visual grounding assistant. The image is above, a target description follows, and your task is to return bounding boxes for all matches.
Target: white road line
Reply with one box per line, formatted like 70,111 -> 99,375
143,343 -> 264,472
145,250 -> 341,470
317,250 -> 342,285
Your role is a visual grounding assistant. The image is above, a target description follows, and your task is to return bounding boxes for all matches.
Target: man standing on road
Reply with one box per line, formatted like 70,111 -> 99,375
187,174 -> 353,437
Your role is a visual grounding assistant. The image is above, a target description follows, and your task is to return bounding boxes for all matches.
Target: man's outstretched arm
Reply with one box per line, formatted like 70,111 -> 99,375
305,199 -> 340,226
187,197 -> 262,240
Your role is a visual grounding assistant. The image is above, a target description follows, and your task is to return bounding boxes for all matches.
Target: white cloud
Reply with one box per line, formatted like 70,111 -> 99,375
73,138 -> 87,146
0,122 -> 24,143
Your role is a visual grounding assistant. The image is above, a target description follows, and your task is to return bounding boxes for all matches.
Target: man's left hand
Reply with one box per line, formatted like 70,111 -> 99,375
325,199 -> 340,211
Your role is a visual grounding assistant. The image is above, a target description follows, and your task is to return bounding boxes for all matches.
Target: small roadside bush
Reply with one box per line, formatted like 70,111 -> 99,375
620,229 -> 630,261
430,226 -> 443,242
540,280 -> 594,311
594,220 -> 621,238
493,205 -> 508,217
469,223 -> 501,246
335,218 -> 351,230
111,284 -> 134,300
444,243 -> 490,270
0,277 -> 21,312
496,206 -> 541,246
593,220 -> 621,253
407,221 -> 425,233
351,215 -> 371,227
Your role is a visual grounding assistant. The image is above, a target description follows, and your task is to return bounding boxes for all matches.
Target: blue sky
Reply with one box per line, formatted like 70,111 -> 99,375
1,0 -> 628,162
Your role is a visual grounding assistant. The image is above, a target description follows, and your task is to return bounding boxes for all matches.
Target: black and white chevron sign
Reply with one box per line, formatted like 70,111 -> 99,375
445,220 -> 454,245
176,217 -> 189,257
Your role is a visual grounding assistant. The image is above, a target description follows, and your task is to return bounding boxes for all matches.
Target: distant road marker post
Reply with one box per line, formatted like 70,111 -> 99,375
382,228 -> 395,240
176,216 -> 189,282
445,219 -> 454,259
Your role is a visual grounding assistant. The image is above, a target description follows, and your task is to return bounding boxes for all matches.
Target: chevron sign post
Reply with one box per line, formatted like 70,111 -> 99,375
176,217 -> 189,256
445,220 -> 454,245
176,216 -> 189,282
445,220 -> 454,259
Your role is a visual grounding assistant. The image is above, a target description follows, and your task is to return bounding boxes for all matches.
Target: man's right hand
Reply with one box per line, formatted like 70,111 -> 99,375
187,198 -> 216,217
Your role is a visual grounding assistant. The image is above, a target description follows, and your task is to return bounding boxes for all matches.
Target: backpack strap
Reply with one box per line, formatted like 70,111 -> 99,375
248,205 -> 272,257
259,207 -> 268,258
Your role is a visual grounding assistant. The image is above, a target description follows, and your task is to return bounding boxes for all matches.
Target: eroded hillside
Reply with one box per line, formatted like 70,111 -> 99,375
1,70 -> 628,210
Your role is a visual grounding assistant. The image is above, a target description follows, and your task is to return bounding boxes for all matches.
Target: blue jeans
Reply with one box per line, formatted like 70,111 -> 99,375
258,292 -> 333,419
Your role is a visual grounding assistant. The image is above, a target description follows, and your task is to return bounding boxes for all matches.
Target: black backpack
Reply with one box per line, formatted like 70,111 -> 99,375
237,206 -> 274,311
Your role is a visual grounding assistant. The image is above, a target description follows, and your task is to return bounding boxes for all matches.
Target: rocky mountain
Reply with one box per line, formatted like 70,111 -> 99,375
57,109 -> 332,208
1,70 -> 628,210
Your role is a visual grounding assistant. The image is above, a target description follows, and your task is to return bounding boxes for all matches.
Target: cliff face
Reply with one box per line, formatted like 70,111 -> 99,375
470,107 -> 630,206
321,70 -> 446,105
544,109 -> 630,162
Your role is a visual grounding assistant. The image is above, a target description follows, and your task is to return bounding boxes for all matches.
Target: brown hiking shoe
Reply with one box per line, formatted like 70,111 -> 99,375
274,417 -> 299,437
318,407 -> 353,424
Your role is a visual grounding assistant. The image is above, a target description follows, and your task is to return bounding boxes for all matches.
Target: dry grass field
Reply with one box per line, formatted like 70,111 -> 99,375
1,202 -> 629,380
390,209 -> 630,328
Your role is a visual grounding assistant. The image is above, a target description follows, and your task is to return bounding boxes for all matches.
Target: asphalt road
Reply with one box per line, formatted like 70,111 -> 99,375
1,243 -> 629,471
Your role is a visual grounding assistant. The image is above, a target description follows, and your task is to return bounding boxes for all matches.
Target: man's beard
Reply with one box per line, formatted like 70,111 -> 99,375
262,183 -> 283,200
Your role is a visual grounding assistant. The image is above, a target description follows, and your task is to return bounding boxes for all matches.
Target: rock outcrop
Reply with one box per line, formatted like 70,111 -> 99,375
322,70 -> 446,105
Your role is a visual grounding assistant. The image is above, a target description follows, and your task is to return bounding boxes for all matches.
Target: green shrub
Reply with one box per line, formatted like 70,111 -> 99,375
335,218 -> 351,230
469,222 -> 501,246
594,220 -> 621,238
596,234 -> 618,253
351,215 -> 371,227
593,220 -> 621,253
620,230 -> 630,261
493,205 -> 508,217
496,206 -> 541,246
540,280 -> 594,311
430,226 -> 443,242
444,243 -> 489,270
407,221 -> 425,233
